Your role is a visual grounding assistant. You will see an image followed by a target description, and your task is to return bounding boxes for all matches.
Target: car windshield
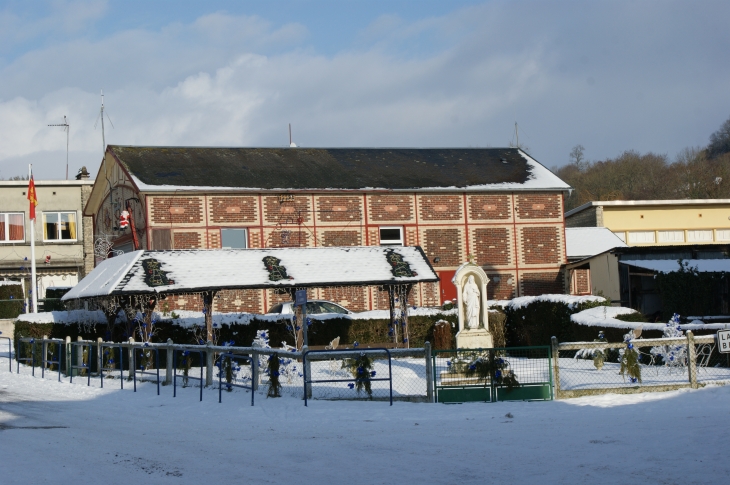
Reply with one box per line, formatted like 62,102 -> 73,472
268,304 -> 283,313
318,302 -> 348,314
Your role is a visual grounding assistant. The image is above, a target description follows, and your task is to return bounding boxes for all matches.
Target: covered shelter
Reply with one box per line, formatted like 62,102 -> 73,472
62,246 -> 439,347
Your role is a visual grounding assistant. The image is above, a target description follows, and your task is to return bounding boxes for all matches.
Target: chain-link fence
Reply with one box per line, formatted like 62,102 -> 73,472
432,346 -> 552,403
552,333 -> 730,398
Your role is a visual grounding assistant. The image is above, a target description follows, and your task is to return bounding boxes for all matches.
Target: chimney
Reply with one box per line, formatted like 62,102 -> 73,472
75,166 -> 90,180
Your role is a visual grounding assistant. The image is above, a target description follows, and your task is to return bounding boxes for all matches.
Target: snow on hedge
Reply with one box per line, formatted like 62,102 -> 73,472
570,306 -> 730,331
494,294 -> 606,311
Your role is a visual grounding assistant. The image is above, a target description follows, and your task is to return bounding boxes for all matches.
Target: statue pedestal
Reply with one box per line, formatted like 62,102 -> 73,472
455,329 -> 493,350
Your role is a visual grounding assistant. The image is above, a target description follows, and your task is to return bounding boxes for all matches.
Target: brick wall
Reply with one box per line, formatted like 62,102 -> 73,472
368,195 -> 414,223
264,196 -> 311,224
216,289 -> 263,314
316,196 -> 362,224
422,228 -> 463,267
467,195 -> 512,221
520,226 -> 561,265
209,196 -> 258,224
174,231 -> 202,249
419,194 -> 463,221
266,229 -> 311,247
322,230 -> 361,246
486,272 -> 516,300
573,269 -> 591,295
515,194 -> 562,221
321,287 -> 368,312
565,206 -> 601,228
151,197 -> 203,225
521,272 -> 564,296
472,227 -> 512,267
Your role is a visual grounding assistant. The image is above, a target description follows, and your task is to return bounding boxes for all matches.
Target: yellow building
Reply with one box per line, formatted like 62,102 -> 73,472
565,199 -> 730,246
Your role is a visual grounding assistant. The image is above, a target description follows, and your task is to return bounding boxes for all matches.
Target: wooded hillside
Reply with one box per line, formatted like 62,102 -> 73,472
554,116 -> 730,211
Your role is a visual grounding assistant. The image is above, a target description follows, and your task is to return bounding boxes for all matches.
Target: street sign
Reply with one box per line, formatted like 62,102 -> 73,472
718,330 -> 730,354
295,289 -> 307,307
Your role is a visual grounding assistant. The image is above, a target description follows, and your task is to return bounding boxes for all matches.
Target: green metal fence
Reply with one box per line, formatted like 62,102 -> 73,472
432,346 -> 553,403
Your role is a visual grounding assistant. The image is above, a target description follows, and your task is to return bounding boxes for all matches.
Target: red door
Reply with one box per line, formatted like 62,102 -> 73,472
438,270 -> 457,304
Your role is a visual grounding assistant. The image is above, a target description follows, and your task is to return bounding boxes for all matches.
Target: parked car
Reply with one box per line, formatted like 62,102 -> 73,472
267,300 -> 352,316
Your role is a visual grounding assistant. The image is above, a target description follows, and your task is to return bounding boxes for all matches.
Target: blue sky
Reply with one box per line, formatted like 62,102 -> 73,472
1,0 -> 729,179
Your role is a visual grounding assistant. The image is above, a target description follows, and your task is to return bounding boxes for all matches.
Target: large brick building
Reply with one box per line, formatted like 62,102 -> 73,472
84,146 -> 571,313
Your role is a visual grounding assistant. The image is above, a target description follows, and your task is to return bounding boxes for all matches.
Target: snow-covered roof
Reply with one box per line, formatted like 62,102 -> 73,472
110,146 -> 570,192
565,198 -> 730,217
620,259 -> 730,273
62,247 -> 438,300
565,227 -> 627,260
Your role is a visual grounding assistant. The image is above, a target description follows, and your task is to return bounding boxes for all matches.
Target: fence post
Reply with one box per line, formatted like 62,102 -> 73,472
303,345 -> 312,399
251,349 -> 259,391
64,336 -> 71,376
42,335 -> 48,373
96,337 -> 103,376
76,336 -> 83,373
205,340 -> 213,386
424,341 -> 434,403
165,338 -> 173,385
551,336 -> 561,399
128,337 -> 135,381
687,331 -> 698,389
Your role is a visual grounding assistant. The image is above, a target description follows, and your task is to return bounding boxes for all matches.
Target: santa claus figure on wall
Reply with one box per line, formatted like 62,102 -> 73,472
119,210 -> 130,229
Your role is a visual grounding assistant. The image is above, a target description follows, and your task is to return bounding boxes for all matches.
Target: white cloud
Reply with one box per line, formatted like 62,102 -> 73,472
0,1 -> 729,180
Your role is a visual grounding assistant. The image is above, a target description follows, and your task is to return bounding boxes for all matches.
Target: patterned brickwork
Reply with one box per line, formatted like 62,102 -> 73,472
418,194 -> 463,221
265,228 -> 312,247
207,230 -> 221,249
467,195 -> 512,221
174,231 -> 202,249
515,194 -> 562,220
216,289 -> 263,314
405,227 -> 419,246
368,195 -> 414,223
321,286 -> 369,312
574,269 -> 591,295
421,228 -> 463,267
248,228 -> 262,248
150,197 -> 203,225
472,227 -> 512,267
420,282 -> 440,307
486,272 -> 516,300
315,196 -> 363,224
263,196 -> 311,224
321,230 -> 361,247
371,286 -> 417,310
367,228 -> 379,246
209,196 -> 258,224
520,226 -> 561,265
166,293 -> 204,312
521,272 -> 564,296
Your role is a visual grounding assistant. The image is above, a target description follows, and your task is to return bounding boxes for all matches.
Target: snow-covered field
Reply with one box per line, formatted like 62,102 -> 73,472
2,352 -> 729,484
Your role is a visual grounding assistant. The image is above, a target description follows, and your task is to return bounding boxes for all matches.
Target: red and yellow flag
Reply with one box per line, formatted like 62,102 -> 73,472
27,175 -> 38,220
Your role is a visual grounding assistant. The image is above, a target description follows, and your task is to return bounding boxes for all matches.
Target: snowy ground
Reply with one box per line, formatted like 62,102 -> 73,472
2,353 -> 729,484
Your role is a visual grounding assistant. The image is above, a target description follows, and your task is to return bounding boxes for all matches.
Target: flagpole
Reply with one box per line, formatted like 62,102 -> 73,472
29,164 -> 38,314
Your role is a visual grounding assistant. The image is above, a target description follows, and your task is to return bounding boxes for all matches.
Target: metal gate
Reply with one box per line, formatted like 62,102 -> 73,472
432,346 -> 553,403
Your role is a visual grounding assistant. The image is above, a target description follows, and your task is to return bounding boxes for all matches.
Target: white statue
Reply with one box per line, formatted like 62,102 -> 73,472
462,275 -> 481,329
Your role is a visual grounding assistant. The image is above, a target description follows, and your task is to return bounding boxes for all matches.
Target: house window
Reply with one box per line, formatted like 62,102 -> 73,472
0,213 -> 24,242
627,231 -> 655,244
716,229 -> 730,241
687,230 -> 713,242
221,228 -> 248,249
658,230 -> 684,243
43,212 -> 76,241
379,226 -> 403,246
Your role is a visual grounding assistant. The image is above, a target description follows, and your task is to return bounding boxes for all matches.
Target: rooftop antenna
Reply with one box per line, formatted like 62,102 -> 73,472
48,116 -> 69,180
95,90 -> 114,155
289,123 -> 297,147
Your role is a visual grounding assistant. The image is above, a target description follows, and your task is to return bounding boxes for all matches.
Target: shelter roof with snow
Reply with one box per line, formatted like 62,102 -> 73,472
565,227 -> 628,261
62,246 -> 438,300
105,146 -> 569,193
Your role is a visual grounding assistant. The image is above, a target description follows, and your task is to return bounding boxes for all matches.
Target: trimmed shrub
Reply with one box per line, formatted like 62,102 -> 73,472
504,298 -> 609,347
0,283 -> 23,318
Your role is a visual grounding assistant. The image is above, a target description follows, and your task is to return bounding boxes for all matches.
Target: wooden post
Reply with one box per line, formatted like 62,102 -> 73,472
424,341 -> 434,402
64,336 -> 71,376
205,340 -> 213,386
687,331 -> 698,389
551,336 -> 561,399
165,338 -> 173,385
203,291 -> 217,343
387,286 -> 396,345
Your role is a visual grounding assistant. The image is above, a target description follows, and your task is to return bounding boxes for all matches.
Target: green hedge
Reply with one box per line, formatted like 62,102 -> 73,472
0,284 -> 23,318
503,298 -> 610,347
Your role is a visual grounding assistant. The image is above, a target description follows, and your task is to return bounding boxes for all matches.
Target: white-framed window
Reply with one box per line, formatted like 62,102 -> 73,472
716,229 -> 730,241
221,228 -> 248,249
43,212 -> 77,242
612,231 -> 626,243
658,230 -> 685,243
627,231 -> 656,244
379,226 -> 404,246
0,213 -> 24,242
687,230 -> 713,242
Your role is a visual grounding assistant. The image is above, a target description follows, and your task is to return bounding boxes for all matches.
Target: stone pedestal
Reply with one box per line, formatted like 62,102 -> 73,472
455,328 -> 493,350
